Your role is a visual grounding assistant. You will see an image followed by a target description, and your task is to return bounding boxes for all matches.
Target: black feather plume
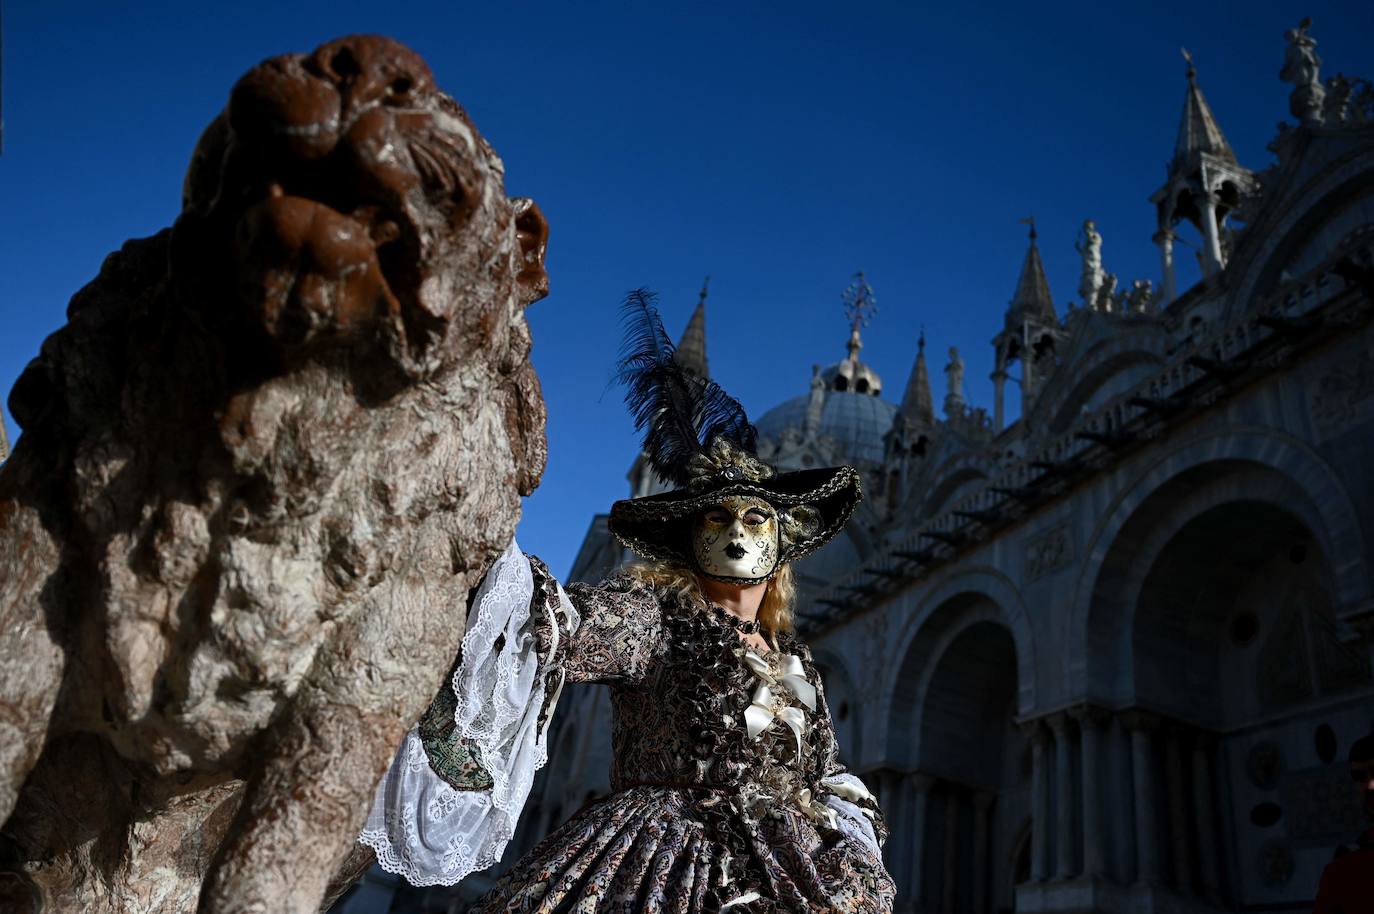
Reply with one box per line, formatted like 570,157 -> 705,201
615,289 -> 758,487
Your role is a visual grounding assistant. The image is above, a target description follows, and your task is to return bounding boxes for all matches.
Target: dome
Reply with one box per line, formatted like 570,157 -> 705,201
822,354 -> 883,396
756,389 -> 897,465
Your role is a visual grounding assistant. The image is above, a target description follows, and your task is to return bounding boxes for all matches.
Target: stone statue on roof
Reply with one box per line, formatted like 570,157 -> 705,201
1281,18 -> 1326,123
944,347 -> 966,415
1075,219 -> 1104,307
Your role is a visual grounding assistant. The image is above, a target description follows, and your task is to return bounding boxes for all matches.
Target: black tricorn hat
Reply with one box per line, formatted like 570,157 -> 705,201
605,290 -> 862,581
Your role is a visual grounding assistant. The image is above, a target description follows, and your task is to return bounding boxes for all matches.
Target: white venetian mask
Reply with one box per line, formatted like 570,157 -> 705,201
691,495 -> 780,581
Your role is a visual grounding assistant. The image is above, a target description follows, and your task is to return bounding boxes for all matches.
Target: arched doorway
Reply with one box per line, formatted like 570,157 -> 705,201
919,621 -> 1023,914
888,612 -> 1023,914
1130,499 -> 1371,907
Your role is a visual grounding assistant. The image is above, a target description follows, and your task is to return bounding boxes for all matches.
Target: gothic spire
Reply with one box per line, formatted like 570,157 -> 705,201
674,276 -> 710,379
1006,220 -> 1057,329
1171,50 -> 1238,176
898,330 -> 934,429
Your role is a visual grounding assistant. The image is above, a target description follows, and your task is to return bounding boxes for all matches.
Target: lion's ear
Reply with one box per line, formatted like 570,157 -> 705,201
512,198 -> 549,306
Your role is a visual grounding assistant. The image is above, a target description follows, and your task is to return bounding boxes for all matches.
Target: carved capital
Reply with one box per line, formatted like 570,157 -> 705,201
1119,709 -> 1161,733
1021,718 -> 1051,746
906,771 -> 937,794
1045,710 -> 1073,738
1070,704 -> 1111,729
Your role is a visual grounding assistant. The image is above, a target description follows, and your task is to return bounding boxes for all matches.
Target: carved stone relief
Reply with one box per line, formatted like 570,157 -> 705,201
1025,524 -> 1073,580
1309,332 -> 1374,438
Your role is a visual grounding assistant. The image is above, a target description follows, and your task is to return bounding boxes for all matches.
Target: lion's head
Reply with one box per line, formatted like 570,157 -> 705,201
179,35 -> 548,375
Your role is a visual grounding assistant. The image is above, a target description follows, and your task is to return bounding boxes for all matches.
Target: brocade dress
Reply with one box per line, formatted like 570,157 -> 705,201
360,541 -> 895,913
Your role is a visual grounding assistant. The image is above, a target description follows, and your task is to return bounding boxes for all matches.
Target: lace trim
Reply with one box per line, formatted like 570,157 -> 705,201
819,773 -> 883,861
358,538 -> 581,886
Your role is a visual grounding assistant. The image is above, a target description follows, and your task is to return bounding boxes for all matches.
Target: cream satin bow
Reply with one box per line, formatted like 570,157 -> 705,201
742,651 -> 817,756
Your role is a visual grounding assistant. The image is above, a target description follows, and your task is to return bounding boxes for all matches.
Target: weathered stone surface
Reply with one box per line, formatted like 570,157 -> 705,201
0,34 -> 548,913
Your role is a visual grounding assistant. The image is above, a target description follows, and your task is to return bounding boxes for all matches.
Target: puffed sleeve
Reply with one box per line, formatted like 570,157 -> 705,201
562,573 -> 665,684
360,540 -> 581,887
802,644 -> 889,858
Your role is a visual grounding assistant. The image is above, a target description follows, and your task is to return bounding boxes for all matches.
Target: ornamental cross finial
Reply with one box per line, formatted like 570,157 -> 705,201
698,275 -> 710,307
841,271 -> 878,334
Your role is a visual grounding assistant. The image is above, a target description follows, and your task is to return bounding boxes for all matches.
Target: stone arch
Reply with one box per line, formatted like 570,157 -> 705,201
882,566 -> 1036,767
914,619 -> 1019,787
1130,498 -> 1362,729
1229,147 -> 1374,314
918,457 -> 992,518
1070,428 -> 1369,702
1035,320 -> 1167,433
1044,347 -> 1165,435
811,646 -> 862,768
884,586 -> 1032,914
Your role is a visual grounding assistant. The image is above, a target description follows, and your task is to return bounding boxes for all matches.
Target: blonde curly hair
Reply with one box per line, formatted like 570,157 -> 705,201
624,560 -> 796,634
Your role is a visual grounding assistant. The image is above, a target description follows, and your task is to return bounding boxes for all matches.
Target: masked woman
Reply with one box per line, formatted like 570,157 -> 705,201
358,292 -> 895,913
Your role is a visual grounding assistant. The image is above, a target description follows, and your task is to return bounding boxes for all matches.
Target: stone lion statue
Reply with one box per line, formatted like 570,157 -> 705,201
0,35 -> 549,914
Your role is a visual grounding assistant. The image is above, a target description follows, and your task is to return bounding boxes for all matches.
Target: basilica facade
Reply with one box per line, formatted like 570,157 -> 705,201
495,24 -> 1374,914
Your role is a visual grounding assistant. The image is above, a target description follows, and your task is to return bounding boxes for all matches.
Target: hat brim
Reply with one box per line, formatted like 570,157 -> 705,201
608,465 -> 862,570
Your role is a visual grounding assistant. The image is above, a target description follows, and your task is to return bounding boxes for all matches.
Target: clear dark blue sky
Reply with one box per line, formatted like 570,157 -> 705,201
3,1 -> 1371,577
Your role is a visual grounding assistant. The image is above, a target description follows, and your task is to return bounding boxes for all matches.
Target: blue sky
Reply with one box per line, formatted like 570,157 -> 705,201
2,1 -> 1371,578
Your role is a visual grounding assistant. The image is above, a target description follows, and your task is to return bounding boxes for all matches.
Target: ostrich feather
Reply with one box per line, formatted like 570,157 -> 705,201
615,289 -> 758,487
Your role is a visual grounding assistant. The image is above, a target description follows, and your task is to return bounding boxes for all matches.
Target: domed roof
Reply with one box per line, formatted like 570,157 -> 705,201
756,389 -> 897,465
821,337 -> 884,396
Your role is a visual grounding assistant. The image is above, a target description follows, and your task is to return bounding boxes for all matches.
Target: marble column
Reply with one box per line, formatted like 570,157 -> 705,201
1027,721 -> 1051,881
943,788 -> 959,914
1154,229 -> 1177,304
1351,616 -> 1374,678
1123,712 -> 1161,885
1191,737 -> 1222,901
892,774 -> 914,902
1072,706 -> 1108,878
877,772 -> 899,875
1020,345 -> 1037,417
1199,191 -> 1224,274
973,791 -> 995,914
1111,719 -> 1134,879
906,774 -> 935,909
1048,712 -> 1076,880
1165,727 -> 1192,890
992,367 -> 1008,434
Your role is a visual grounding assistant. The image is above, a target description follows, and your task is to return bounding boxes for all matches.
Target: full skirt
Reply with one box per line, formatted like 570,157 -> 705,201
472,786 -> 895,914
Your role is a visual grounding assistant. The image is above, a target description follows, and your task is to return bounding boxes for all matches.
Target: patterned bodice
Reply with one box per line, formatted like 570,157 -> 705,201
560,575 -> 842,819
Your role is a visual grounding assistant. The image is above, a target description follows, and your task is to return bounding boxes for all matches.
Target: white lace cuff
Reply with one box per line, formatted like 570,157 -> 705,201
358,538 -> 580,886
820,773 -> 882,861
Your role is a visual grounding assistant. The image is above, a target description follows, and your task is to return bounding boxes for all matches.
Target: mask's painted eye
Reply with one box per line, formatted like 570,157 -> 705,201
704,508 -> 731,524
744,510 -> 770,526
